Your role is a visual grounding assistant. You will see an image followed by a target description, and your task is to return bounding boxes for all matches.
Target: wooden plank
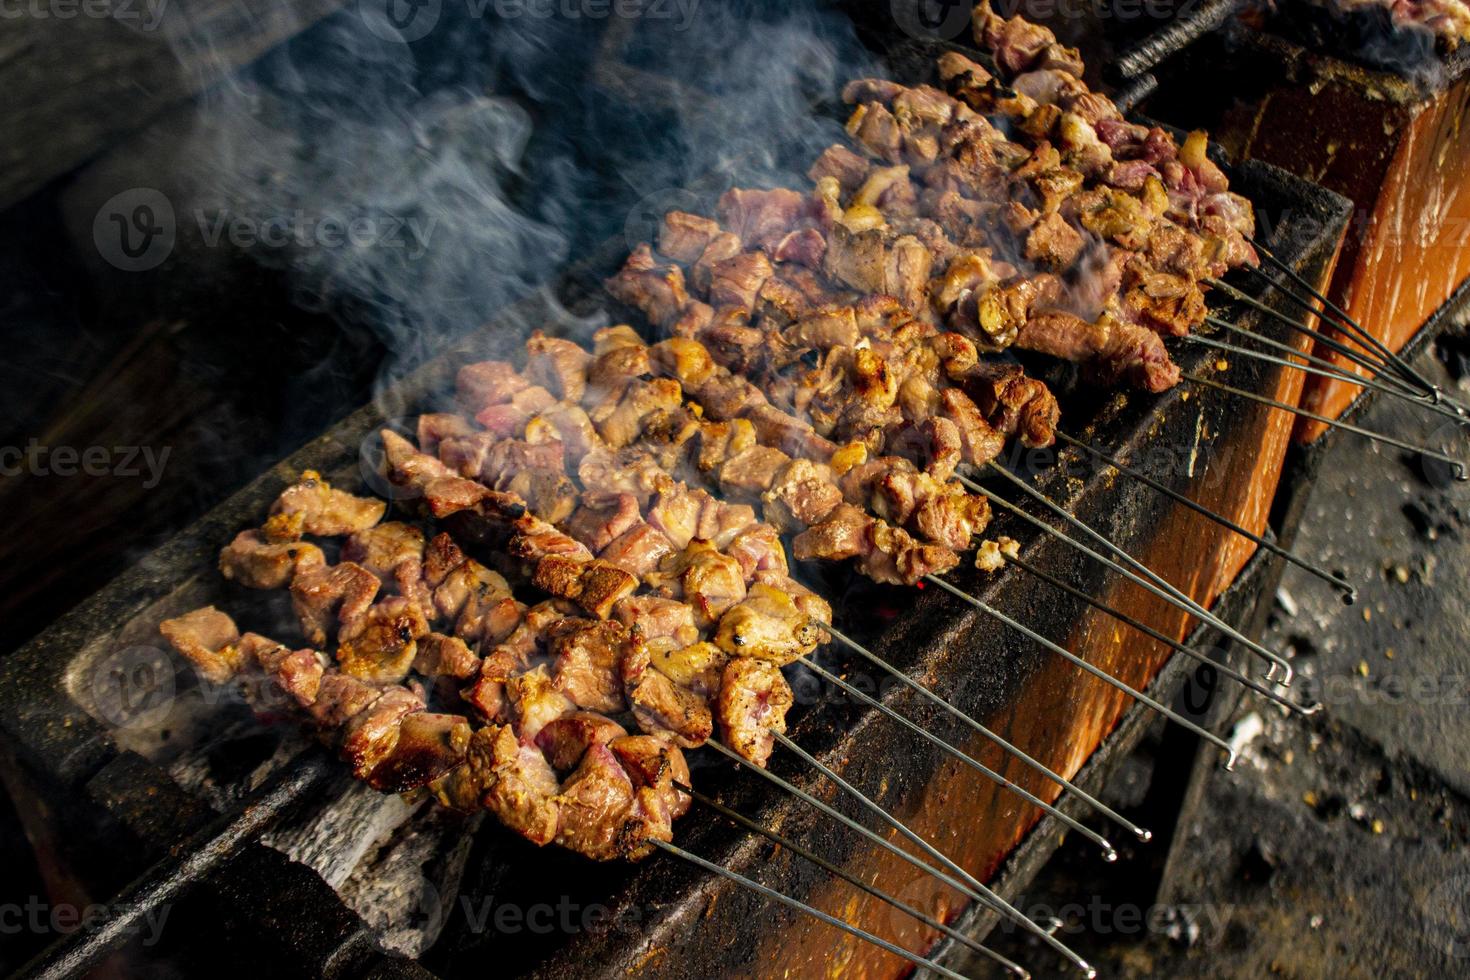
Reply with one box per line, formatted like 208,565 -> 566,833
0,0 -> 343,209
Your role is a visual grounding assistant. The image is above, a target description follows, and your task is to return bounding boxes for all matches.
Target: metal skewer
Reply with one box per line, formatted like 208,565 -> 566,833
1206,280 -> 1430,397
1246,240 -> 1466,412
1052,428 -> 1355,603
650,840 -> 974,980
1188,328 -> 1466,427
1181,372 -> 1469,479
703,739 -> 1096,976
920,575 -> 1238,766
962,468 -> 1296,683
817,621 -> 1153,843
768,733 -> 1099,978
1204,316 -> 1467,421
794,653 -> 1119,860
677,781 -> 1031,979
1002,552 -> 1320,716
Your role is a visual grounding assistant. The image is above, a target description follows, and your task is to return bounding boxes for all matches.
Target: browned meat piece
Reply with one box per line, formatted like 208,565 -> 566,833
754,570 -> 833,626
707,251 -> 774,315
668,300 -> 715,339
500,467 -> 577,526
610,735 -> 691,822
1119,258 -> 1207,337
938,49 -> 994,88
792,503 -> 873,563
668,542 -> 747,628
379,430 -> 517,521
306,673 -> 382,728
526,404 -> 601,465
940,389 -> 1006,466
579,448 -> 669,505
433,555 -> 513,637
718,445 -> 789,500
823,223 -> 887,294
761,459 -> 843,533
915,487 -> 990,552
336,597 -> 430,683
509,515 -> 594,564
658,211 -> 722,263
716,658 -> 793,767
845,101 -> 905,163
219,530 -> 326,590
159,606 -> 244,684
648,337 -> 717,390
340,686 -> 424,780
506,664 -> 576,741
423,532 -> 467,587
646,483 -> 714,550
599,522 -> 678,580
416,413 -> 474,456
291,561 -> 380,647
690,231 -> 743,294
563,492 -> 641,554
808,144 -> 871,192
458,360 -> 530,411
727,524 -> 791,580
773,228 -> 827,268
585,343 -> 652,408
525,332 -> 591,403
535,712 -> 629,771
650,641 -> 728,698
791,307 -> 860,350
266,470 -> 385,541
974,1 -> 1056,76
1025,212 -> 1085,271
606,243 -> 689,327
532,556 -> 639,620
714,583 -> 824,665
1088,317 -> 1182,393
545,619 -> 630,714
620,643 -> 713,748
690,371 -> 765,421
891,416 -> 964,481
590,378 -> 683,449
553,741 -> 639,861
862,520 -> 961,585
250,637 -> 328,708
412,632 -> 481,680
717,187 -> 807,252
479,724 -> 561,846
744,404 -> 837,461
368,711 -> 472,793
965,361 -> 1062,447
342,522 -> 426,592
472,402 -> 531,440
612,595 -> 700,649
694,314 -> 764,376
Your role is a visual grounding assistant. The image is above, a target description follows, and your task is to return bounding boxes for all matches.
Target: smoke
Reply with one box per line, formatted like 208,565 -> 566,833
157,0 -> 880,398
